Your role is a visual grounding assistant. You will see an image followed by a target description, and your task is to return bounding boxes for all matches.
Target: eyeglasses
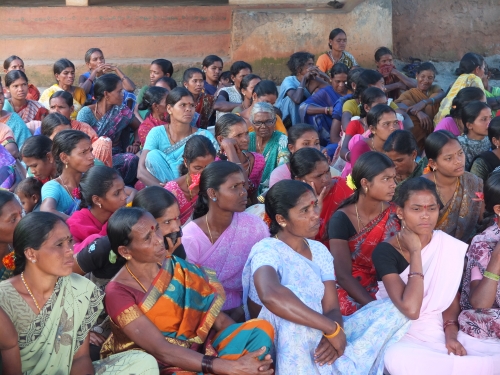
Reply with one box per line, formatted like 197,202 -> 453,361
252,119 -> 275,127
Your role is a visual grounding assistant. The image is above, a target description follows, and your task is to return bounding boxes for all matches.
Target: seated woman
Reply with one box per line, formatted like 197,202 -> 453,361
202,55 -> 223,96
0,78 -> 31,150
40,130 -> 94,219
20,135 -> 57,184
276,52 -> 329,128
300,62 -> 349,156
395,62 -> 445,151
214,61 -> 252,120
339,87 -> 389,177
434,86 -> 486,136
215,113 -> 265,202
77,74 -> 141,186
137,86 -> 169,147
3,55 -> 40,101
3,70 -> 48,133
0,212 -> 159,374
290,148 -> 352,246
138,87 -> 218,186
375,47 -> 417,100
183,161 -> 270,321
348,104 -> 400,173
239,79 -> 287,135
435,53 -> 500,124
316,28 -> 358,72
101,207 -> 274,374
165,135 -> 216,225
0,191 -> 22,281
182,68 -> 216,129
328,152 -> 399,315
458,101 -> 492,171
470,117 -> 500,181
231,73 -> 261,114
384,130 -> 427,186
369,177 -> 500,374
79,48 -> 136,108
242,179 -> 346,374
422,130 -> 482,242
39,58 -> 86,120
269,123 -> 320,188
248,102 -> 289,193
460,172 -> 500,347
135,59 -> 173,121
67,165 -> 130,253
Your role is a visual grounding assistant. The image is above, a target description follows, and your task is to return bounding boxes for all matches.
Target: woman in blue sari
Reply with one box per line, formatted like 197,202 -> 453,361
137,87 -> 218,186
300,63 -> 350,157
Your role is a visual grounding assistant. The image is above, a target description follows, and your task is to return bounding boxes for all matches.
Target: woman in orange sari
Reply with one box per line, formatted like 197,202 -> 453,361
289,147 -> 352,247
183,68 -> 215,129
102,207 -> 274,375
328,151 -> 400,315
395,62 -> 446,151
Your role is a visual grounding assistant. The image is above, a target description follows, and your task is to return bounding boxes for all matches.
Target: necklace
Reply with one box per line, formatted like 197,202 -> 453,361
355,202 -> 384,232
125,263 -> 147,292
371,137 -> 380,152
395,233 -> 407,259
186,175 -> 193,200
57,176 -> 77,202
433,171 -> 459,205
206,214 -> 214,244
21,272 -> 41,313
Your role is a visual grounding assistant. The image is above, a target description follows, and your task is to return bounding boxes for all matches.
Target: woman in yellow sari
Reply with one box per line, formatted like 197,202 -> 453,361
102,207 -> 274,375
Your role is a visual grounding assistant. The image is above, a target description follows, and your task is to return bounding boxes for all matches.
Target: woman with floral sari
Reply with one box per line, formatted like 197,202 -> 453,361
247,102 -> 289,194
138,88 -> 218,187
183,68 -> 216,129
165,135 -> 216,225
183,161 -> 270,322
101,207 -> 274,375
0,191 -> 22,282
77,74 -> 141,186
328,152 -> 400,316
0,211 -> 159,374
422,131 -> 483,243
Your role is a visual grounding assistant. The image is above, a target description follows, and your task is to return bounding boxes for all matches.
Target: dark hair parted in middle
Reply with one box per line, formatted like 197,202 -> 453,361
166,87 -> 194,107
253,80 -> 278,98
53,58 -> 75,75
424,130 -> 459,161
265,179 -> 314,236
50,90 -> 74,107
329,62 -> 350,78
460,101 -> 491,135
5,70 -> 28,87
287,123 -> 318,147
192,161 -> 243,219
52,130 -> 91,173
360,87 -> 386,118
179,135 -> 216,175
132,186 -> 178,219
290,147 -> 328,180
383,130 -> 418,156
79,165 -> 120,209
183,67 -> 204,84
94,73 -> 121,102
393,177 -> 441,209
366,104 -> 396,128
41,113 -> 71,137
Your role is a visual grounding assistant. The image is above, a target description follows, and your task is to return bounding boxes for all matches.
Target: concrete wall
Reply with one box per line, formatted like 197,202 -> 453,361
393,0 -> 500,61
231,0 -> 392,81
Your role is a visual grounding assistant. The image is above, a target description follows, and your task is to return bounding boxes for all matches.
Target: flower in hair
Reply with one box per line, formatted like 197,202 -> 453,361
72,187 -> 82,199
2,251 -> 15,271
473,192 -> 484,202
346,174 -> 357,191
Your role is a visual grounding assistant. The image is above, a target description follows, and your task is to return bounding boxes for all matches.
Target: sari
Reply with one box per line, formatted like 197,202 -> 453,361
101,256 -> 274,374
165,181 -> 197,225
395,85 -> 442,150
0,274 -> 158,374
248,131 -> 289,194
183,212 -> 270,310
316,51 -> 358,72
332,203 -> 401,316
39,84 -> 86,120
432,171 -> 482,243
470,150 -> 500,182
0,111 -> 32,149
458,134 -> 491,171
299,85 -> 343,147
67,208 -> 108,253
195,93 -> 215,129
216,86 -> 242,121
0,144 -> 20,190
3,99 -> 48,124
434,74 -> 485,124
41,179 -> 80,216
276,76 -> 311,127
460,223 -> 500,341
139,114 -> 167,146
77,105 -> 139,186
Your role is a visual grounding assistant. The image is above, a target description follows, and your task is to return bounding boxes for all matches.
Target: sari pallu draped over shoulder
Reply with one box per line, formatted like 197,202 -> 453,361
101,256 -> 274,375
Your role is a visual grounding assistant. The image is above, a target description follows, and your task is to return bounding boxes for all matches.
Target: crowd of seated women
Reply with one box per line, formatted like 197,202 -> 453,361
0,27 -> 500,375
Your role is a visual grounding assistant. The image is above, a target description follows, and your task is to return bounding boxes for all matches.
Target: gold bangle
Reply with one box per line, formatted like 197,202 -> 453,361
323,322 -> 343,338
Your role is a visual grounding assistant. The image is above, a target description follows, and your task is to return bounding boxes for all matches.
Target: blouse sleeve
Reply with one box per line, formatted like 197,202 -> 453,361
342,100 -> 358,115
345,120 -> 363,136
250,244 -> 281,274
104,282 -> 144,328
143,126 -> 161,151
470,157 -> 489,182
316,54 -> 330,73
41,180 -> 61,203
372,242 -> 409,280
312,242 -> 335,282
328,211 -> 356,240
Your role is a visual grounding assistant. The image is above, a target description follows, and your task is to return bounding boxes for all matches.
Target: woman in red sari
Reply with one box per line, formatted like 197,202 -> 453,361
328,151 -> 400,315
289,147 -> 353,247
183,68 -> 215,129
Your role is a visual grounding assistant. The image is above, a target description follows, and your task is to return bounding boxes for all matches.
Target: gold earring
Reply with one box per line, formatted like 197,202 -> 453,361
365,187 -> 368,193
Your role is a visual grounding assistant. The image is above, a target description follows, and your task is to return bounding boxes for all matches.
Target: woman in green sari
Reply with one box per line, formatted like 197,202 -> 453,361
248,102 -> 289,194
0,212 -> 159,375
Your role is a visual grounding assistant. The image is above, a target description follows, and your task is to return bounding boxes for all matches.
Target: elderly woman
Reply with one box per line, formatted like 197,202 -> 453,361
247,102 -> 289,193
101,207 -> 274,374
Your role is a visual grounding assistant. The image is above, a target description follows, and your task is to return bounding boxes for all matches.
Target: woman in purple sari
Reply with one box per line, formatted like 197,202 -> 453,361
300,62 -> 349,157
182,161 -> 269,323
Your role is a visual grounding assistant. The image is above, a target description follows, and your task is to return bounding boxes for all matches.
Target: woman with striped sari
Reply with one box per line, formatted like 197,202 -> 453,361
101,207 -> 274,375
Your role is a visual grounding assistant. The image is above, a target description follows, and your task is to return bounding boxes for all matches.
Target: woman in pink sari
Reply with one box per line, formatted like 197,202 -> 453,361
370,177 -> 500,374
183,161 -> 270,322
164,134 -> 216,225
